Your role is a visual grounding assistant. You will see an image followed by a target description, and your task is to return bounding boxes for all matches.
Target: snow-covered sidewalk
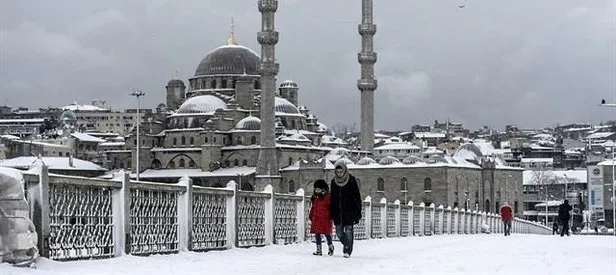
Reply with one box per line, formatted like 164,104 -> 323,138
2,234 -> 614,275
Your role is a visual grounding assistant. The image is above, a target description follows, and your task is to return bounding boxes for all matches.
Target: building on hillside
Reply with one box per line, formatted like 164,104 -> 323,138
61,102 -> 152,135
0,156 -> 107,177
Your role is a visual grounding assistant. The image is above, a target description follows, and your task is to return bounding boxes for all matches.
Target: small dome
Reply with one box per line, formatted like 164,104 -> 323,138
329,147 -> 350,156
402,155 -> 423,165
280,80 -> 298,89
275,97 -> 300,114
379,156 -> 400,165
177,95 -> 227,114
335,157 -> 354,166
59,110 -> 77,121
194,44 -> 261,76
167,79 -> 185,87
235,116 -> 261,131
357,157 -> 376,165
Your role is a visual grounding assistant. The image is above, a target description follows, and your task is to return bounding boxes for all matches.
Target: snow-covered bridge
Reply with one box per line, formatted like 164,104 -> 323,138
2,234 -> 614,275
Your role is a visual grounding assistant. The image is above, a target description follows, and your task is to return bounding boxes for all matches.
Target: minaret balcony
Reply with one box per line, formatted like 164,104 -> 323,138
258,0 -> 278,12
257,31 -> 279,45
259,62 -> 280,76
357,79 -> 378,91
358,24 -> 377,35
357,52 -> 377,63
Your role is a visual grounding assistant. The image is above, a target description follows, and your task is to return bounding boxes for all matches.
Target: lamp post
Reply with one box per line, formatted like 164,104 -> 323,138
131,90 -> 145,181
599,99 -> 616,236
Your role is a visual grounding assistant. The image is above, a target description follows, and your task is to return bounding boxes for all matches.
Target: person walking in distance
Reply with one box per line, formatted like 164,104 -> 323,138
330,160 -> 362,258
558,200 -> 573,237
308,179 -> 334,256
500,202 -> 513,236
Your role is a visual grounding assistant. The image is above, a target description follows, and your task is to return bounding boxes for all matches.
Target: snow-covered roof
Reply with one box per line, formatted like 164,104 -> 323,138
522,170 -> 587,185
0,156 -> 106,171
130,167 -> 256,179
374,133 -> 390,139
0,118 -> 45,124
374,142 -> 420,151
62,103 -> 109,112
414,132 -> 446,139
0,134 -> 20,140
520,158 -> 553,163
597,158 -> 616,166
71,133 -> 106,143
586,132 -> 615,140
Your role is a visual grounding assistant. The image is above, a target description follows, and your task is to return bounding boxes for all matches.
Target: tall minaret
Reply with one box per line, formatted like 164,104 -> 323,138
357,0 -> 377,153
255,0 -> 281,190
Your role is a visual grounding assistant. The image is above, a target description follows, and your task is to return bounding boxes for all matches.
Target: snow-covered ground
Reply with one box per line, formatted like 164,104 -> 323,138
2,234 -> 614,275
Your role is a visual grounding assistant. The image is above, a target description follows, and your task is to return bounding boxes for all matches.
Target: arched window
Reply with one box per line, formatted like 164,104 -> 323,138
190,137 -> 194,145
424,177 -> 432,192
168,160 -> 176,168
173,137 -> 177,146
377,178 -> 385,192
400,177 -> 408,192
237,136 -> 242,145
181,136 -> 186,145
221,79 -> 228,88
205,137 -> 209,143
485,199 -> 491,213
251,136 -> 257,145
179,159 -> 185,168
189,160 -> 196,168
234,159 -> 239,166
211,79 -> 217,89
242,160 -> 248,166
288,180 -> 296,193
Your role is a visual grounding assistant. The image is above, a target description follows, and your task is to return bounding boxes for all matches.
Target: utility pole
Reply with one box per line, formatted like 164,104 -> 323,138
131,90 -> 145,181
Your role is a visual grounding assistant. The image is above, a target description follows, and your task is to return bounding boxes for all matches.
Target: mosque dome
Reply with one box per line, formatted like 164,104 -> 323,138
280,80 -> 298,89
235,116 -> 261,131
357,157 -> 376,165
402,155 -> 423,165
176,95 -> 227,114
379,156 -> 401,165
275,97 -> 300,115
194,44 -> 261,76
167,79 -> 185,87
59,110 -> 77,121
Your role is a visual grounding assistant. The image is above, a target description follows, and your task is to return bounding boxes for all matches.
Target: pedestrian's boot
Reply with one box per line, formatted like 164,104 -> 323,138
327,244 -> 334,256
312,244 -> 322,256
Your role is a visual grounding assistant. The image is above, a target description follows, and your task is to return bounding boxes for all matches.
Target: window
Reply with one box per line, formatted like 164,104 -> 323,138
213,137 -> 217,143
179,159 -> 185,168
254,80 -> 260,89
251,136 -> 257,145
237,136 -> 242,145
181,136 -> 186,145
221,79 -> 227,88
190,137 -> 194,145
288,157 -> 293,166
288,180 -> 296,193
424,177 -> 432,192
173,137 -> 177,146
168,161 -> 175,168
377,178 -> 385,192
234,159 -> 239,166
514,201 -> 519,214
211,79 -> 217,89
189,160 -> 196,168
205,137 -> 209,143
224,160 -> 230,167
242,160 -> 248,166
400,178 -> 408,192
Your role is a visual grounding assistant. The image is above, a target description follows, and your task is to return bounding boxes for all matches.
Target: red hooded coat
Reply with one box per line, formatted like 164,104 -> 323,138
309,193 -> 333,234
500,205 -> 513,222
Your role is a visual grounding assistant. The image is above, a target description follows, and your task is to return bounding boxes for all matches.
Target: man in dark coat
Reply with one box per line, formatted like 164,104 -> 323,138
330,160 -> 362,258
558,200 -> 573,237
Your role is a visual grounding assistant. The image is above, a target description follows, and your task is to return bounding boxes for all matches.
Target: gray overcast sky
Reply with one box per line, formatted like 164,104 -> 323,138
1,0 -> 615,130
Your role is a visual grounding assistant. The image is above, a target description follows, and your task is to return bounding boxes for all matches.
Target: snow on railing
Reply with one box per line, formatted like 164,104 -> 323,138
24,165 -> 553,262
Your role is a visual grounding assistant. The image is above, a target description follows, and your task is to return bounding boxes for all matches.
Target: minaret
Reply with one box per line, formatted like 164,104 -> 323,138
255,0 -> 281,190
357,0 -> 377,153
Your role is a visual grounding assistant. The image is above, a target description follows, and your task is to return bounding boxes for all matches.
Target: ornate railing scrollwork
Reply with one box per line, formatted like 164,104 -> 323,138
236,192 -> 267,247
129,187 -> 179,255
192,190 -> 228,251
273,194 -> 299,244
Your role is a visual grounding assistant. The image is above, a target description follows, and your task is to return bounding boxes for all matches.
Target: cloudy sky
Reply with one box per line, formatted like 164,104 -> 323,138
1,0 -> 615,130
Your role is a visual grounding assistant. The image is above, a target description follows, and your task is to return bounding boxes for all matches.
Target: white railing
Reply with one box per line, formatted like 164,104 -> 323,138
24,165 -> 552,261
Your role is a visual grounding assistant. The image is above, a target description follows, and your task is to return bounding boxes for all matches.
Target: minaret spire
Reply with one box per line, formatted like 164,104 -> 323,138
255,0 -> 281,191
227,17 -> 237,45
358,0 -> 377,152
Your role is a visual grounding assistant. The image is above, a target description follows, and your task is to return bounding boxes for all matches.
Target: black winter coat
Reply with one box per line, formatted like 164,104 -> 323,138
330,175 -> 362,226
558,203 -> 572,221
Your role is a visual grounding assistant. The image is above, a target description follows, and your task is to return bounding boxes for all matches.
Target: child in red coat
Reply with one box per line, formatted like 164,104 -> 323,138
309,179 -> 334,256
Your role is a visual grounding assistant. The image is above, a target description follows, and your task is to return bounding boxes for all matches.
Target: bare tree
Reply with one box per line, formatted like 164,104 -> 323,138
530,166 -> 554,224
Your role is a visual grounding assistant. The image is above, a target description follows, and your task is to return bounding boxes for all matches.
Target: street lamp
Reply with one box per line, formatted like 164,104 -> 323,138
599,99 -> 616,236
131,90 -> 145,181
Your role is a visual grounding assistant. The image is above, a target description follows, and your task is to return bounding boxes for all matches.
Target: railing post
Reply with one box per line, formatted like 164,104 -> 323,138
472,210 -> 477,234
111,170 -> 129,256
380,198 -> 387,237
262,184 -> 274,245
226,181 -> 237,249
27,164 -> 50,258
364,196 -> 372,239
295,188 -> 305,243
438,205 -> 444,234
429,203 -> 436,235
177,176 -> 192,252
394,200 -> 401,238
419,202 -> 425,236
408,201 -> 414,236
453,207 -> 459,234
445,207 -> 452,234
